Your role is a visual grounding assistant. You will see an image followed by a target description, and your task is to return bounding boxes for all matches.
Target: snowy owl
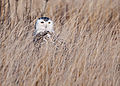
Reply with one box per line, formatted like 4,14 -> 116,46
34,17 -> 54,38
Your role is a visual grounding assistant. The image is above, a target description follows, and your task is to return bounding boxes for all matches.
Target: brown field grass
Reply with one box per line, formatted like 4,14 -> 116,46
0,0 -> 120,86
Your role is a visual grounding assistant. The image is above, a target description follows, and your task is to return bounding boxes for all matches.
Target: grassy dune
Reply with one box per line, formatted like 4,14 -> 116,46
0,0 -> 120,86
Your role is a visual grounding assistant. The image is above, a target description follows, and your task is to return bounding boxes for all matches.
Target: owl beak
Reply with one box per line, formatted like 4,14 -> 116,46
45,25 -> 47,28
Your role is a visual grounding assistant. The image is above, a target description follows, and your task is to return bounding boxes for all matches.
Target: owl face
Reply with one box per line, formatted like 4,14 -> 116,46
35,17 -> 54,35
38,17 -> 53,28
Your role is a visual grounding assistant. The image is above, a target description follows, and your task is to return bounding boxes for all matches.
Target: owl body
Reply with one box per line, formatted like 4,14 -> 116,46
34,17 -> 54,36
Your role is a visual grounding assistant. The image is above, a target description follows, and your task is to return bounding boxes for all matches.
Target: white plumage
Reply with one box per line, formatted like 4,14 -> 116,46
34,17 -> 54,38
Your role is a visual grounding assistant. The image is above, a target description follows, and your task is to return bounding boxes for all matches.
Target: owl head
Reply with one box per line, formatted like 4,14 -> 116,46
35,17 -> 54,34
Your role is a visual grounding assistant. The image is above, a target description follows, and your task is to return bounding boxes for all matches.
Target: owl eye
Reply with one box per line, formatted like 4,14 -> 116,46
48,22 -> 51,24
41,21 -> 44,23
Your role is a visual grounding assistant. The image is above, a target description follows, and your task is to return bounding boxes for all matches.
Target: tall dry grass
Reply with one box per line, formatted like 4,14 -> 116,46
0,0 -> 120,86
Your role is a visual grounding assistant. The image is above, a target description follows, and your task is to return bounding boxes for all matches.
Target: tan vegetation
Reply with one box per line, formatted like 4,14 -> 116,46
0,0 -> 120,86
